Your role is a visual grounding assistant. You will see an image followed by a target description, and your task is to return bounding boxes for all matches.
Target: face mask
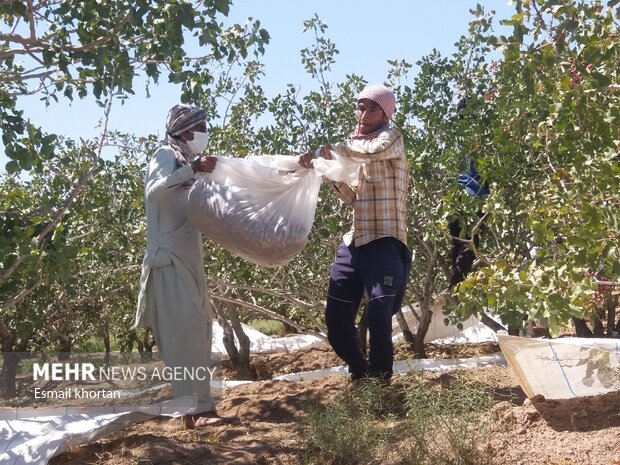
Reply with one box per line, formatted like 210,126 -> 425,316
186,131 -> 210,155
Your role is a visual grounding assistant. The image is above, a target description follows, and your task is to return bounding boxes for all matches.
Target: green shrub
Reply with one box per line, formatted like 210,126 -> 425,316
399,373 -> 494,465
73,336 -> 122,353
247,319 -> 288,337
302,372 -> 494,465
302,378 -> 393,464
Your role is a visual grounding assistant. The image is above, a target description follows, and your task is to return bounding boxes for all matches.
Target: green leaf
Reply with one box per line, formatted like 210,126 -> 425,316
5,160 -> 20,174
214,0 -> 230,15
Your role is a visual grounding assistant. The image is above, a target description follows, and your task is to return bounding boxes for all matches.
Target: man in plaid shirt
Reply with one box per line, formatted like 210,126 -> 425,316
299,84 -> 412,382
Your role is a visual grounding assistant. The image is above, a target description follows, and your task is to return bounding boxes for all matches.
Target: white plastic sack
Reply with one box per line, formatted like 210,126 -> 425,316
188,155 -> 322,267
312,150 -> 361,185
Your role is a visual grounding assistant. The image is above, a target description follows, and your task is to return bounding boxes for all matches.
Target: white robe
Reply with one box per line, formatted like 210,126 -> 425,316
135,146 -> 214,412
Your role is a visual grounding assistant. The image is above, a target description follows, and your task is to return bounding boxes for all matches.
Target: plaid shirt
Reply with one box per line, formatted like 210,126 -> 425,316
329,127 -> 409,247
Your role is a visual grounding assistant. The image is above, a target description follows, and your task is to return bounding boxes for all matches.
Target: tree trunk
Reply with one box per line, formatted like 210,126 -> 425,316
57,336 -> 72,361
606,295 -> 617,337
411,252 -> 438,358
572,317 -> 593,337
0,323 -> 17,399
101,322 -> 111,365
226,304 -> 252,380
213,301 -> 239,367
593,308 -> 605,337
138,328 -> 155,361
0,352 -> 20,399
143,328 -> 155,351
221,319 -> 239,366
394,309 -> 415,347
414,303 -> 433,359
102,325 -> 111,353
480,313 -> 507,333
0,323 -> 36,399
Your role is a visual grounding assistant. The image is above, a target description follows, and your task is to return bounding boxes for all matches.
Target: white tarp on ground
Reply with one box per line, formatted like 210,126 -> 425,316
393,302 -> 498,345
497,335 -> 620,399
212,322 -> 327,355
1,312 -> 499,465
274,353 -> 506,382
0,387 -> 252,465
0,398 -> 195,465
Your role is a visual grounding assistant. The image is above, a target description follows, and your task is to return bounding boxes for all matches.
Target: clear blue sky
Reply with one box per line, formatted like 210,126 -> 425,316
1,0 -> 516,173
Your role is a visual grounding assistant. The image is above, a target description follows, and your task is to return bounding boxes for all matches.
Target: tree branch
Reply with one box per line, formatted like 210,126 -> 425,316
0,69 -> 55,83
0,13 -> 131,56
452,211 -> 491,267
0,321 -> 14,352
0,256 -> 28,289
210,293 -> 327,341
27,0 -> 36,40
33,77 -> 115,250
210,279 -> 326,333
0,75 -> 116,289
586,84 -> 620,94
0,278 -> 44,311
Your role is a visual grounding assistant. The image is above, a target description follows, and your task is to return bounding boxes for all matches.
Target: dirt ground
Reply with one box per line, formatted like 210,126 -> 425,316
47,344 -> 620,465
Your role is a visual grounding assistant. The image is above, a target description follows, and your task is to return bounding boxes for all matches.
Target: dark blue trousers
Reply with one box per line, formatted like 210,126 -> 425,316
325,237 -> 412,379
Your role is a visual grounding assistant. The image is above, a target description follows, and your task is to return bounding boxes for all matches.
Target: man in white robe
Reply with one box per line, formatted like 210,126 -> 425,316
135,104 -> 232,427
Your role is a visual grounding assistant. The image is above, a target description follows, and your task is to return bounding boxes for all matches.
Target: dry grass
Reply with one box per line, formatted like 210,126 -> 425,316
302,372 -> 495,465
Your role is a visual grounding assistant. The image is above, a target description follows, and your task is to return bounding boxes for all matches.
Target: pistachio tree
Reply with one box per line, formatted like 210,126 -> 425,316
0,0 -> 269,398
450,0 -> 620,336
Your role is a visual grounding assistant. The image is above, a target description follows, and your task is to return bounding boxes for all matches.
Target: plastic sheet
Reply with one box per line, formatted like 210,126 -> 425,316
212,321 -> 327,355
393,301 -> 498,345
498,335 -> 620,399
